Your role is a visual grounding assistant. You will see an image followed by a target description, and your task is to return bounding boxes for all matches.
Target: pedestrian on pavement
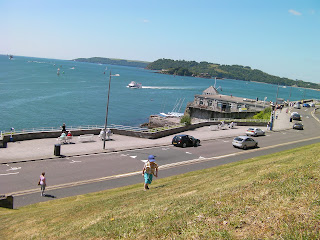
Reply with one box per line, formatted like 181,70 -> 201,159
61,123 -> 66,133
142,155 -> 158,191
39,172 -> 46,196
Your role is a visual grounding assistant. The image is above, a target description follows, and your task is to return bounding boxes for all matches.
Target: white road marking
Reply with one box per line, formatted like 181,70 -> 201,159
223,140 -> 229,143
212,153 -> 236,159
0,172 -> 19,176
70,160 -> 81,163
199,156 -> 205,159
130,156 -> 137,159
121,154 -> 128,157
7,167 -> 21,171
185,152 -> 192,154
141,160 -> 148,163
162,148 -> 170,150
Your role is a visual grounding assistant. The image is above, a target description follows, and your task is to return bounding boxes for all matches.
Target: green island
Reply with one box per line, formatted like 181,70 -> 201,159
73,57 -> 319,90
1,143 -> 319,239
147,59 -> 319,90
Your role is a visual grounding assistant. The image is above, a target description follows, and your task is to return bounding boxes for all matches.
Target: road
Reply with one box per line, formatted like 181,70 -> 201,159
1,107 -> 319,208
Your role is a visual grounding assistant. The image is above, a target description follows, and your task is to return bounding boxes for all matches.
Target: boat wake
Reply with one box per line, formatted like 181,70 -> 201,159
142,86 -> 198,90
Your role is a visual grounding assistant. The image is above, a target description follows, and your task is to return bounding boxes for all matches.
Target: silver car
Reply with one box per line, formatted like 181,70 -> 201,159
232,136 -> 258,150
246,128 -> 265,137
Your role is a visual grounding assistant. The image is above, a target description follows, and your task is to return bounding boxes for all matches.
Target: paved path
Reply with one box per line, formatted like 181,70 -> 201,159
0,108 -> 294,164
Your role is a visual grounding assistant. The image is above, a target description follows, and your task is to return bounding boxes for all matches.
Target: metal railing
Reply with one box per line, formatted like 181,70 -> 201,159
0,124 -> 149,136
0,118 -> 268,137
205,118 -> 269,123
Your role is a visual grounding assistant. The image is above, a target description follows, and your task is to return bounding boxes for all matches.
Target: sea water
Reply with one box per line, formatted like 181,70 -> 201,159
0,55 -> 319,131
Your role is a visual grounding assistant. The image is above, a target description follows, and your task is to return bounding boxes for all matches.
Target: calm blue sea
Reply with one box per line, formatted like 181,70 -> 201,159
0,55 -> 319,131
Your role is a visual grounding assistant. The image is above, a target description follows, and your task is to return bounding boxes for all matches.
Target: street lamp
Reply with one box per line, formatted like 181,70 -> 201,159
103,70 -> 120,150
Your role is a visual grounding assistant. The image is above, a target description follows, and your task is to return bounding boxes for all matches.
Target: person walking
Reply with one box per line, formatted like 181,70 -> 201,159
61,123 -> 66,133
142,155 -> 158,191
39,172 -> 46,196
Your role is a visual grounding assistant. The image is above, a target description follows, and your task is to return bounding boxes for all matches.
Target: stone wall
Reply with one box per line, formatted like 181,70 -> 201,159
189,107 -> 257,119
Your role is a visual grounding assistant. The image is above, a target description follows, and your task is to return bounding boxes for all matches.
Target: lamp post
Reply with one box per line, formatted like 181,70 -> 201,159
103,70 -> 120,150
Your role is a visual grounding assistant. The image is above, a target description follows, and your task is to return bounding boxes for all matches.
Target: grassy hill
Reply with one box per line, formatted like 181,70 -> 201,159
1,143 -> 319,239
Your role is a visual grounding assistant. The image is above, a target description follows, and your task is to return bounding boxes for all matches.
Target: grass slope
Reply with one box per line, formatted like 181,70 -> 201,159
1,143 -> 320,239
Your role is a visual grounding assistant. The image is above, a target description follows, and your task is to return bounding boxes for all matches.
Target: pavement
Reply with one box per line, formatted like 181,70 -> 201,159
0,107 -> 294,164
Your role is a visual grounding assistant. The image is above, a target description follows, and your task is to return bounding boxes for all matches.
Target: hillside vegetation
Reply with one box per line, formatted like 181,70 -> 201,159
147,59 -> 319,90
1,143 -> 319,239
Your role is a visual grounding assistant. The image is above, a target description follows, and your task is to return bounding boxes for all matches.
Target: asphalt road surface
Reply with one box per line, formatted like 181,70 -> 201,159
1,107 -> 319,208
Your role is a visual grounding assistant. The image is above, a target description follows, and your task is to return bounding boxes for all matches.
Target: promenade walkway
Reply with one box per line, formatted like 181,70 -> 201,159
0,108 -> 293,164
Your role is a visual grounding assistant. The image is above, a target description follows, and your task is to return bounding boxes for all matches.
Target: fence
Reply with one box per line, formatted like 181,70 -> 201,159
0,124 -> 150,136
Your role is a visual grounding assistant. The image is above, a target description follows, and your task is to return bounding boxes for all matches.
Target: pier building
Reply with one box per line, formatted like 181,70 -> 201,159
186,86 -> 270,119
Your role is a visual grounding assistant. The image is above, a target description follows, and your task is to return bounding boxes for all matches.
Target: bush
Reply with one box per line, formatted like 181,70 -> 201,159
253,107 -> 271,120
180,114 -> 191,125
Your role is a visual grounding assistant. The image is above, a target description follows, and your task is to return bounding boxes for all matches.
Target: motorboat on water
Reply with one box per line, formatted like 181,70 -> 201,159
127,81 -> 142,89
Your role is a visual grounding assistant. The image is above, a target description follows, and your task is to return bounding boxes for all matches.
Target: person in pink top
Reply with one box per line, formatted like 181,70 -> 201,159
39,172 -> 46,196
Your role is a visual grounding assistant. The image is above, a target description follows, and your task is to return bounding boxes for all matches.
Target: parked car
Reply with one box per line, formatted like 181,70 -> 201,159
294,104 -> 301,109
232,136 -> 258,150
172,134 -> 200,148
293,122 -> 304,130
246,127 -> 265,137
303,103 -> 310,108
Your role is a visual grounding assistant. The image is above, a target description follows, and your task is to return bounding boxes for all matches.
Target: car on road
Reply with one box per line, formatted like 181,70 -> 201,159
293,122 -> 304,130
302,103 -> 310,107
246,127 -> 265,137
232,136 -> 258,150
172,134 -> 200,148
291,113 -> 301,121
294,103 -> 301,109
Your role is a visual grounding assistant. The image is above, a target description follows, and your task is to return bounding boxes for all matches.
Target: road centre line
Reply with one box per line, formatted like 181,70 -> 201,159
7,136 -> 320,197
0,172 -> 19,176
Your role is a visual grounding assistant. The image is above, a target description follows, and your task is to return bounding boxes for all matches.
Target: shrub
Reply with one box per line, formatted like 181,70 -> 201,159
253,107 -> 271,120
180,114 -> 191,125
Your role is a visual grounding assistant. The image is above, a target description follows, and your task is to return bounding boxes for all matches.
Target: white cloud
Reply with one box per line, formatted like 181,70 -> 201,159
143,19 -> 150,23
289,9 -> 302,16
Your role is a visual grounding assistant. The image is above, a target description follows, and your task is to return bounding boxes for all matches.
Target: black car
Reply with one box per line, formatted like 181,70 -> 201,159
172,134 -> 200,148
291,113 -> 301,121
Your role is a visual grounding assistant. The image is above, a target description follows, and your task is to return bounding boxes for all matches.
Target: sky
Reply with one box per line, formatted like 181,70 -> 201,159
1,0 -> 319,83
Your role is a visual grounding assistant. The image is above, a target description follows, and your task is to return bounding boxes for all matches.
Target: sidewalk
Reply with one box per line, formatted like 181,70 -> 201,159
0,109 -> 291,164
272,107 -> 292,131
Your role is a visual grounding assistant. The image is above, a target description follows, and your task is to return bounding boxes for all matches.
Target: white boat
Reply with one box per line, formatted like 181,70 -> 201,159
159,98 -> 185,117
127,81 -> 142,89
159,112 -> 184,117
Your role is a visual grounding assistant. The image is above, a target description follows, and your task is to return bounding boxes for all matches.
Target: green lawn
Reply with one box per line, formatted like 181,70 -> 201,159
1,143 -> 320,239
